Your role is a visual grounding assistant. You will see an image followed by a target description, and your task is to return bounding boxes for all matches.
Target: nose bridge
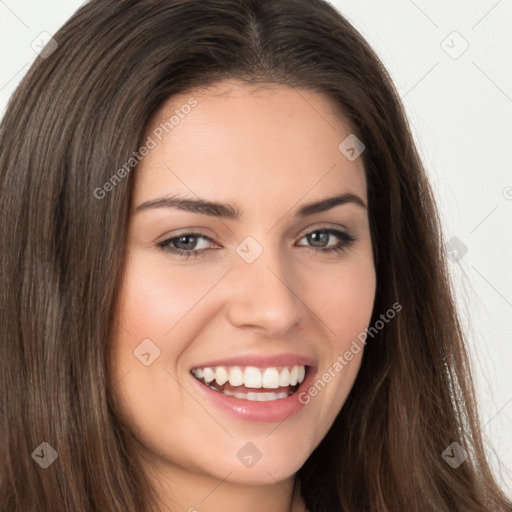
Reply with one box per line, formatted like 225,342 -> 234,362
226,235 -> 306,334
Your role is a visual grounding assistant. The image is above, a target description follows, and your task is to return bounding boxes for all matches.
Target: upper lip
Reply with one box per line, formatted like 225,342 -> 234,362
191,352 -> 316,369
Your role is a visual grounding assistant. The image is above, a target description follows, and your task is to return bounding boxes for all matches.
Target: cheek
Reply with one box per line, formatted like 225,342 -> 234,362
116,253 -> 228,339
299,253 -> 375,418
109,251 -> 234,413
109,254 -> 220,410
109,255 -> 219,457
306,252 -> 376,345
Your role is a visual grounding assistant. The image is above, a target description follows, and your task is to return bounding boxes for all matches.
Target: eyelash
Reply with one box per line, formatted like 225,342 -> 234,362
156,227 -> 357,259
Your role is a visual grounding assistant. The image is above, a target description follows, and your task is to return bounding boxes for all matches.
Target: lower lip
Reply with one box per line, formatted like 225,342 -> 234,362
191,368 -> 317,423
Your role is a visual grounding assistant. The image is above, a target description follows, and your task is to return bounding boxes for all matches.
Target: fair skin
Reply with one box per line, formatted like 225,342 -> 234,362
110,80 -> 376,512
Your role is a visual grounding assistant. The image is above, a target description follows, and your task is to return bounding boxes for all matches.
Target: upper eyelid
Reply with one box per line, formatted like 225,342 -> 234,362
296,223 -> 350,238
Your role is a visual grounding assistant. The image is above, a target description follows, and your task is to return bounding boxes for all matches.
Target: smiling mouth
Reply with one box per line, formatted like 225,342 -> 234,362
190,364 -> 307,402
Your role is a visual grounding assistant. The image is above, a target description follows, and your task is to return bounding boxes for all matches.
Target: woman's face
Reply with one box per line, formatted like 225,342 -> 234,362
111,80 -> 376,489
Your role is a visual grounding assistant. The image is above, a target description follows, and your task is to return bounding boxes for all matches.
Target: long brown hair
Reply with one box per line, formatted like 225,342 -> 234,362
0,1 -> 510,510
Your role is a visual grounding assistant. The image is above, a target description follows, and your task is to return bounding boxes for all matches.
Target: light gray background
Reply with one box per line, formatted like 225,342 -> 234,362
1,0 -> 510,495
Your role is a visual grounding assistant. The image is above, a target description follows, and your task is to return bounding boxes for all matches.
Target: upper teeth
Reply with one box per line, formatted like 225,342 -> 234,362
192,365 -> 306,389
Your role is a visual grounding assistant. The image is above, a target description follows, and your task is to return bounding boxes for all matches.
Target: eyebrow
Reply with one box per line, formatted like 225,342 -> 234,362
134,192 -> 366,219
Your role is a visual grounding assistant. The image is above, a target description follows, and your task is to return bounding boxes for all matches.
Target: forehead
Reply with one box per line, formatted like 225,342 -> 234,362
134,80 -> 367,209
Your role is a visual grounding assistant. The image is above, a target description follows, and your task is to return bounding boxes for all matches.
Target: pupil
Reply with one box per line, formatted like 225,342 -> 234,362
175,235 -> 196,250
308,231 -> 327,247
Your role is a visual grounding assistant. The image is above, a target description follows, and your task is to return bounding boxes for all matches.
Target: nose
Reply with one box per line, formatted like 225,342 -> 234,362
225,243 -> 309,337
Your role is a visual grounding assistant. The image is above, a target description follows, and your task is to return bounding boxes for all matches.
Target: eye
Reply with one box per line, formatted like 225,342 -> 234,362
296,228 -> 356,254
157,233 -> 216,258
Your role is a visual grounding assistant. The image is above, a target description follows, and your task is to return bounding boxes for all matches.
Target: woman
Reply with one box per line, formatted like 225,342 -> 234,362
0,1 -> 510,511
